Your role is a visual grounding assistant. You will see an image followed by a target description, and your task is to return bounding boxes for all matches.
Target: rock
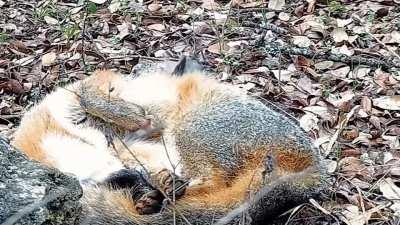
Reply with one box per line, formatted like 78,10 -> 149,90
0,137 -> 83,225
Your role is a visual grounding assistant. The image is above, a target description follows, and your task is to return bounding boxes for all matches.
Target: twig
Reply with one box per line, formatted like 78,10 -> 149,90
242,21 -> 289,35
114,133 -> 151,177
325,105 -> 359,157
106,55 -> 179,62
367,31 -> 400,62
233,7 -> 282,14
160,136 -> 177,224
263,43 -> 400,70
81,1 -> 88,75
0,114 -> 23,119
351,14 -> 400,62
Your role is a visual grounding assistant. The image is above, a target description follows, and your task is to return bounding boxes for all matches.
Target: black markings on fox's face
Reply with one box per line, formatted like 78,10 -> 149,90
172,56 -> 203,76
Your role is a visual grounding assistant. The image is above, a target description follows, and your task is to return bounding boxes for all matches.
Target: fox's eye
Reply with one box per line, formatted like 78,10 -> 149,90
109,87 -> 115,92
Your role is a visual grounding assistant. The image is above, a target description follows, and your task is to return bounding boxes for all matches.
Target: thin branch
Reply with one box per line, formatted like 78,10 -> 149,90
263,43 -> 400,70
81,1 -> 88,75
114,133 -> 151,177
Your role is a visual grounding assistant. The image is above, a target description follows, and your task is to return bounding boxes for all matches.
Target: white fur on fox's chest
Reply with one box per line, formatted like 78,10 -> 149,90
40,79 -> 184,184
120,74 -> 178,111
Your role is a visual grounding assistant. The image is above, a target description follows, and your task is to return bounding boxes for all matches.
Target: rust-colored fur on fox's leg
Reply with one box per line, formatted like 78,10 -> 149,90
81,186 -> 237,225
80,149 -> 323,225
180,150 -> 268,208
172,146 -> 323,223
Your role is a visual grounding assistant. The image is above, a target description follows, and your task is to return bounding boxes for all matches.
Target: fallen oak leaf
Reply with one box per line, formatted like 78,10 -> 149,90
340,204 -> 388,225
379,178 -> 400,216
42,52 -> 57,66
372,96 -> 400,111
268,0 -> 285,10
88,0 -> 107,4
0,79 -> 25,94
147,23 -> 166,31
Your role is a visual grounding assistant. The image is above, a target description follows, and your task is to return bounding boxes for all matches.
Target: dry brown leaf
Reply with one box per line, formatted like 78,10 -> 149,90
42,52 -> 57,66
201,0 -> 219,10
44,16 -> 58,25
89,0 -> 107,4
331,46 -> 353,57
330,66 -> 350,78
326,90 -> 355,107
336,18 -> 352,28
306,0 -> 316,13
303,106 -> 331,120
108,1 -> 121,13
0,79 -> 25,94
147,23 -> 165,31
207,42 -> 228,55
268,0 -> 285,10
332,27 -> 349,43
341,127 -> 359,141
352,132 -> 372,146
373,96 -> 400,111
9,40 -> 31,54
341,202 -> 387,225
271,64 -> 296,82
360,96 -> 372,114
326,106 -> 359,155
117,22 -> 134,39
379,178 -> 400,216
390,31 -> 400,44
342,148 -> 362,158
351,66 -> 370,79
14,55 -> 35,66
315,61 -> 334,70
339,157 -> 373,180
299,112 -> 319,132
278,12 -> 290,21
382,135 -> 400,149
293,36 -> 313,48
148,3 -> 161,12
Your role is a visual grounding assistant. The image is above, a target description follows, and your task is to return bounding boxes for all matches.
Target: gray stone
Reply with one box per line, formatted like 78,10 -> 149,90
0,137 -> 83,225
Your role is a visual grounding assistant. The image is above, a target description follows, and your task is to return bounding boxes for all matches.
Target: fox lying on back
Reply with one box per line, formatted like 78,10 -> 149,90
13,58 -> 328,224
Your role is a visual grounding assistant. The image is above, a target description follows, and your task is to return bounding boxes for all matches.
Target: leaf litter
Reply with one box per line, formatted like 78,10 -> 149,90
1,0 -> 400,224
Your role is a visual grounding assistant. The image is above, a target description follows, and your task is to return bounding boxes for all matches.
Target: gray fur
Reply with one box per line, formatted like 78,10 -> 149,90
79,85 -> 147,132
172,56 -> 203,76
72,64 -> 328,224
174,96 -> 321,177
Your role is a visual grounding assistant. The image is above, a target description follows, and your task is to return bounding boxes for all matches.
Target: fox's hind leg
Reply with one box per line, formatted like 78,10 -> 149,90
102,169 -> 165,215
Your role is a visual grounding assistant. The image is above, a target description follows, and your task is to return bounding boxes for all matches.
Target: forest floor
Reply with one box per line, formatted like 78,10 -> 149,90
1,0 -> 400,224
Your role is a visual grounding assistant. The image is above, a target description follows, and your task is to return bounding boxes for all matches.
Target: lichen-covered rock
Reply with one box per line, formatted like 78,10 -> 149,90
0,137 -> 83,225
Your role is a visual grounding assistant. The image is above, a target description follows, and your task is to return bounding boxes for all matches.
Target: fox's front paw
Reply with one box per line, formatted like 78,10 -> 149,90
154,169 -> 188,200
134,190 -> 164,215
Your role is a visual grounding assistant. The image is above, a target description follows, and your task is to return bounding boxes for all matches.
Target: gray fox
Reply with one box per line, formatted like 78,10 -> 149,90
13,58 -> 328,224
79,58 -> 328,224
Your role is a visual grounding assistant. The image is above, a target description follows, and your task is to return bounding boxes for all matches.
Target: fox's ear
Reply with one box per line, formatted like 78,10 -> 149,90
172,56 -> 203,76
